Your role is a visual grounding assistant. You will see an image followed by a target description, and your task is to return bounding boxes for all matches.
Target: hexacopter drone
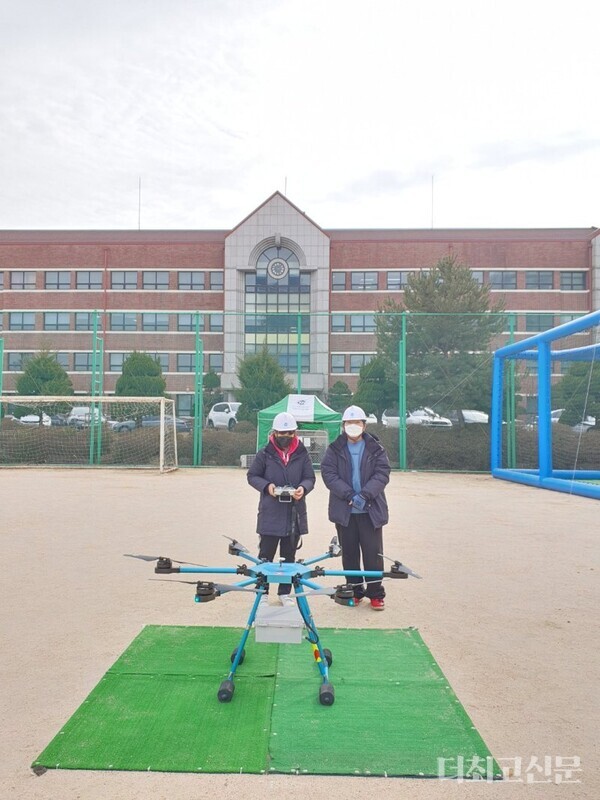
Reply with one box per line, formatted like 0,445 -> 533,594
126,537 -> 420,706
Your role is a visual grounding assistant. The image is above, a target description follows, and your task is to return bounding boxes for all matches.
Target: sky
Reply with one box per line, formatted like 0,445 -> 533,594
1,0 -> 599,231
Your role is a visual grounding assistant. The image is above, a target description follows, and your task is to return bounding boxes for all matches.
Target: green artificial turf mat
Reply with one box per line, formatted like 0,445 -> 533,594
270,628 -> 501,778
34,626 -> 277,774
33,625 -> 500,779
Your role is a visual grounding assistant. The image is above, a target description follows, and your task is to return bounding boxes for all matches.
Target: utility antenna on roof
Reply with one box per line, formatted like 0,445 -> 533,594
431,174 -> 434,229
284,176 -> 288,196
138,177 -> 142,230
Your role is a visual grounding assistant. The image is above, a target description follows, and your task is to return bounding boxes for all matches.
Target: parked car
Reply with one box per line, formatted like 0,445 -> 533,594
445,409 -> 489,425
365,413 -> 378,424
113,416 -> 190,433
382,407 -> 453,428
206,402 -> 241,430
526,408 -> 596,432
67,406 -> 107,428
18,413 -> 51,426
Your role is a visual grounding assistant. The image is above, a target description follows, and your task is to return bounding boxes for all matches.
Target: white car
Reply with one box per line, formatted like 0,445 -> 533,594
381,407 -> 452,428
365,413 -> 378,424
206,401 -> 241,430
445,409 -> 489,425
18,413 -> 51,426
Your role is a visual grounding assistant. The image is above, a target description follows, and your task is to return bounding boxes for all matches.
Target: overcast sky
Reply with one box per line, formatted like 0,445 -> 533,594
1,0 -> 598,231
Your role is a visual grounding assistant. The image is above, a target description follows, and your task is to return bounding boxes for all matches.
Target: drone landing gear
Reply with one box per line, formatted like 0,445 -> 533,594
217,680 -> 235,702
319,683 -> 335,705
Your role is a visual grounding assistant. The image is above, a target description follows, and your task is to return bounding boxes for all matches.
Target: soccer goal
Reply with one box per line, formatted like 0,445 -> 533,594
491,310 -> 600,499
0,396 -> 179,472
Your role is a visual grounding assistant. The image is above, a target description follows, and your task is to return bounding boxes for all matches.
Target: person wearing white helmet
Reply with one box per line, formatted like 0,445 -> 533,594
320,404 -> 391,610
247,410 -> 315,603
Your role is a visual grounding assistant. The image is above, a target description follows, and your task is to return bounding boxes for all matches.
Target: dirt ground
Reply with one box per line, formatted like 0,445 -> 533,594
1,468 -> 598,800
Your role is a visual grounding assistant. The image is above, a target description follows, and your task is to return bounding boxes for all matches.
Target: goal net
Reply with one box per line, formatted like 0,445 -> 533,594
491,311 -> 600,499
0,396 -> 179,472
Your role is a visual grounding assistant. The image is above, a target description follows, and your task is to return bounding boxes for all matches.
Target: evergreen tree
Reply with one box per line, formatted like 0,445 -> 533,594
115,352 -> 167,396
326,380 -> 352,412
16,351 -> 74,397
376,256 -> 506,415
552,361 -> 600,429
15,351 -> 74,423
352,357 -> 397,418
235,350 -> 292,426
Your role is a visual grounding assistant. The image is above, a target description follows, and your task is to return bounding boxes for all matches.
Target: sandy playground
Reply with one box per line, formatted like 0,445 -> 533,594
0,468 -> 598,800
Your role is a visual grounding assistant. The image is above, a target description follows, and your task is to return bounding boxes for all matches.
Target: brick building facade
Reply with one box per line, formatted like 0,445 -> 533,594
1,192 -> 598,415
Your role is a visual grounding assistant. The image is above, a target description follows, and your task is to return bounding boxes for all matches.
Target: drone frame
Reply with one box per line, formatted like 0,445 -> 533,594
136,536 -> 420,706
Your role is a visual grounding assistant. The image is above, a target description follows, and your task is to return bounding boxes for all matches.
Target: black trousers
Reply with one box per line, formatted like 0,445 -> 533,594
336,514 -> 385,600
258,534 -> 298,595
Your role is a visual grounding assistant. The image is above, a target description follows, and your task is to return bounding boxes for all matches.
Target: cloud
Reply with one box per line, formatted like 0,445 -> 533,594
473,135 -> 600,170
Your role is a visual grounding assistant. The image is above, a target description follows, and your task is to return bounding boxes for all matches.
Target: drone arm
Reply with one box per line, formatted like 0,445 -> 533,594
178,566 -> 242,575
236,551 -> 262,566
320,569 -> 386,579
301,551 -> 336,567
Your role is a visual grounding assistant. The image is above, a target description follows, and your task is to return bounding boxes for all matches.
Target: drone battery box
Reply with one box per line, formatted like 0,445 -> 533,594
254,601 -> 304,644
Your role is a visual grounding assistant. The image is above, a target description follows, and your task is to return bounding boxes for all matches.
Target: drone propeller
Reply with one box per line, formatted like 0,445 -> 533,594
124,553 -> 206,566
150,578 -> 261,594
379,553 -> 422,579
222,535 -> 250,554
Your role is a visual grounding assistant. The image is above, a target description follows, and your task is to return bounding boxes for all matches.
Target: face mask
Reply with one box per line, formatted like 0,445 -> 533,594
274,435 -> 294,449
344,424 -> 363,438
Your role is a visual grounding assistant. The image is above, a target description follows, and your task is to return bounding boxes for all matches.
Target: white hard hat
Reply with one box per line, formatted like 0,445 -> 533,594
342,405 -> 367,422
272,411 -> 298,432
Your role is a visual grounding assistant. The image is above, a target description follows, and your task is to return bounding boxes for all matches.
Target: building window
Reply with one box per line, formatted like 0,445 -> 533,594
387,271 -> 413,290
142,313 -> 169,331
74,312 -> 94,331
0,272 -> 3,289
177,313 -> 204,332
349,314 -> 376,332
44,312 -> 70,331
209,271 -> 224,291
109,353 -> 129,372
177,395 -> 194,416
525,314 -> 555,332
349,353 -> 374,373
74,352 -> 93,371
178,271 -> 205,290
10,271 -> 36,289
560,271 -> 586,291
142,271 -> 169,290
110,313 -> 137,331
177,353 -> 195,372
331,315 -> 346,332
351,271 -> 378,291
526,271 -> 554,290
331,354 -> 345,373
209,313 -> 223,332
45,271 -> 71,290
55,353 -> 70,369
9,312 -> 35,330
7,352 -> 31,371
76,271 -> 103,290
332,272 -> 346,291
147,352 -> 169,371
208,353 -> 223,372
471,270 -> 484,286
111,271 -> 138,290
489,271 -> 517,289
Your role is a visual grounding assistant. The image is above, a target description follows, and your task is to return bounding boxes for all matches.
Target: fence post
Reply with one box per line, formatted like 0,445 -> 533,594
398,312 -> 407,470
193,313 -> 204,467
296,312 -> 302,393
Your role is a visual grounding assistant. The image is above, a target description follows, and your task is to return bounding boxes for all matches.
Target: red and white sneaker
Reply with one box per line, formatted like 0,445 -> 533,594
370,598 -> 385,611
352,596 -> 363,606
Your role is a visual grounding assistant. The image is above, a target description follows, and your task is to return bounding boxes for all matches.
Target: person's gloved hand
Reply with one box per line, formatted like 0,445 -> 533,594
351,493 -> 366,511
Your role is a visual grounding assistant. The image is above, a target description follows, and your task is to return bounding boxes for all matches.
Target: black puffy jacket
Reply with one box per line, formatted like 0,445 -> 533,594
320,432 -> 390,528
247,440 -> 315,537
